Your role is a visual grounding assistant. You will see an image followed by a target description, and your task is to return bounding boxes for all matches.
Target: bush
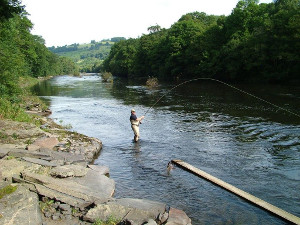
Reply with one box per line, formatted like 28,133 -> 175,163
101,72 -> 113,83
146,77 -> 158,88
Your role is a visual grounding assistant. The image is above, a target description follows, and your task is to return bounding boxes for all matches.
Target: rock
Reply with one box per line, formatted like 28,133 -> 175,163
32,183 -> 92,209
0,184 -> 42,225
158,212 -> 169,224
22,171 -> 114,202
88,164 -> 109,175
50,165 -> 89,178
41,150 -> 87,166
26,144 -> 40,152
145,219 -> 157,225
0,158 -> 32,180
0,148 -> 9,158
84,198 -> 166,225
59,203 -> 71,212
8,148 -> 51,159
22,157 -> 60,167
32,137 -> 59,150
165,208 -> 192,225
67,169 -> 115,198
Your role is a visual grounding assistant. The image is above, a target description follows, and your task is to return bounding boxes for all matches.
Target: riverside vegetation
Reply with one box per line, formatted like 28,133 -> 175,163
102,0 -> 300,83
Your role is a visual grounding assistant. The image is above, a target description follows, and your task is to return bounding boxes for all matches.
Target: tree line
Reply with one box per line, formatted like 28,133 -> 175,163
0,0 -> 79,98
102,0 -> 299,83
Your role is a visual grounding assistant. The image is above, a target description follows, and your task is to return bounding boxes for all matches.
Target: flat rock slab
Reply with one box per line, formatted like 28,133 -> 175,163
50,165 -> 89,178
88,164 -> 109,175
32,183 -> 93,210
22,157 -> 59,167
8,149 -> 51,159
67,169 -> 115,198
32,137 -> 59,150
0,158 -> 32,180
40,149 -> 86,165
0,184 -> 42,225
85,198 -> 166,225
22,171 -> 115,202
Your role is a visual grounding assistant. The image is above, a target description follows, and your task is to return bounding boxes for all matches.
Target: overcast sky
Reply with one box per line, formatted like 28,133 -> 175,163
22,0 -> 273,47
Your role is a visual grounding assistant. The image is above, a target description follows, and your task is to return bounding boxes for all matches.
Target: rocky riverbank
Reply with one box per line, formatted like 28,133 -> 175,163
0,106 -> 192,224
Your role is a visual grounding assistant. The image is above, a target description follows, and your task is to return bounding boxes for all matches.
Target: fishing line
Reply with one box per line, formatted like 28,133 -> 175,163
143,78 -> 300,118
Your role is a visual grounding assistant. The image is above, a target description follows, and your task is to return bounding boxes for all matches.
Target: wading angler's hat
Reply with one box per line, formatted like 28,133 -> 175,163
131,108 -> 135,112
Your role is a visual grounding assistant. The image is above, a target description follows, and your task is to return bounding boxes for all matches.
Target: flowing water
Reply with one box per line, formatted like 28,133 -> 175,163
33,74 -> 300,224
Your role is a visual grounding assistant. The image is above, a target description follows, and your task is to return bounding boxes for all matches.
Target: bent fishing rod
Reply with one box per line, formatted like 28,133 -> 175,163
143,77 -> 300,118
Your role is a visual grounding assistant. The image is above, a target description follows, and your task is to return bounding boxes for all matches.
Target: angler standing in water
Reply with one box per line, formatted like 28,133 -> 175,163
130,109 -> 144,142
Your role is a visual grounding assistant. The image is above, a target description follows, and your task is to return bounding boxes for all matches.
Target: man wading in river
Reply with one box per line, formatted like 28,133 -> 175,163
130,109 -> 144,142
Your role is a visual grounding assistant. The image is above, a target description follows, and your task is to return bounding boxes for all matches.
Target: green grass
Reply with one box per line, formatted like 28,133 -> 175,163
0,185 -> 18,199
0,76 -> 47,125
93,215 -> 121,225
51,41 -> 113,72
0,97 -> 33,122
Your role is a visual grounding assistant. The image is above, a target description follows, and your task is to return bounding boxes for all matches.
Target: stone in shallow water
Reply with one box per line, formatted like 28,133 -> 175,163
165,207 -> 192,225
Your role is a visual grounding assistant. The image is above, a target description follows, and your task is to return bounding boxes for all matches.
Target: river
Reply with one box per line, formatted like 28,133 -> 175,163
33,74 -> 300,224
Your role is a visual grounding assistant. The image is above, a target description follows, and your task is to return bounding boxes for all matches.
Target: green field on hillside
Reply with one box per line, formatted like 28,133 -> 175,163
48,39 -> 121,73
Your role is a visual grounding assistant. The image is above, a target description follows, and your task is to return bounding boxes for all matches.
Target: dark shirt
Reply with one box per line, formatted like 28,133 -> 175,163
130,114 -> 137,121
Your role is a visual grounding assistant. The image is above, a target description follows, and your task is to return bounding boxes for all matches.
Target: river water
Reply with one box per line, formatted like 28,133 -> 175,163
33,74 -> 300,224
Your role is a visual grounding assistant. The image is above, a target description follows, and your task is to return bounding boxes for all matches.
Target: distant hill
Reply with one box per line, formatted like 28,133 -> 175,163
48,37 -> 126,73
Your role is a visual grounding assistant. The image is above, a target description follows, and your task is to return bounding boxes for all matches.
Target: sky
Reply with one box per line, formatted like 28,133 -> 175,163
22,0 -> 273,47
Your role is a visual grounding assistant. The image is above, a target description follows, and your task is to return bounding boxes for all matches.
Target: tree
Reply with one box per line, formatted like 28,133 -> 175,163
0,0 -> 24,21
147,24 -> 161,34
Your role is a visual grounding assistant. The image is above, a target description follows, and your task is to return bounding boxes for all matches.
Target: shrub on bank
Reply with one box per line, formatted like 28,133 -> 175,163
146,77 -> 158,88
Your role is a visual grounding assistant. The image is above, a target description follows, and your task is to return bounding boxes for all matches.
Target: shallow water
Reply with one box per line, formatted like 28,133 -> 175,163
34,74 -> 300,224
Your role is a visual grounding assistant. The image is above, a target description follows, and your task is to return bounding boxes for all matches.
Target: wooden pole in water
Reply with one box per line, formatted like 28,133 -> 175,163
171,159 -> 300,225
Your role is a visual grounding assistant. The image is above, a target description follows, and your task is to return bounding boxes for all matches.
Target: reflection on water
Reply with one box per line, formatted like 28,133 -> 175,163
34,75 -> 300,224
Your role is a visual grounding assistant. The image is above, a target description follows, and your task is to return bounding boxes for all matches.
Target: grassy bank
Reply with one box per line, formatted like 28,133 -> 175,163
0,76 -> 47,124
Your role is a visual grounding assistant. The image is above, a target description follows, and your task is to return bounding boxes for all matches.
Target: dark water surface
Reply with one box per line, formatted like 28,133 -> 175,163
34,74 -> 300,224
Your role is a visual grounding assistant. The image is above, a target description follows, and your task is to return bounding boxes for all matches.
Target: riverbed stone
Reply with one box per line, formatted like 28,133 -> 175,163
0,184 -> 42,225
50,165 -> 89,178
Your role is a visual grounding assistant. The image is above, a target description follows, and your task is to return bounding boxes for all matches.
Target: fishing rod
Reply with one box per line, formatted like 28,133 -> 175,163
143,77 -> 300,118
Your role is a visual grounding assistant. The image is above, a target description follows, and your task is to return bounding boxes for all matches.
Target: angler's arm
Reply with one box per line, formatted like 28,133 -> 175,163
137,116 -> 145,121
